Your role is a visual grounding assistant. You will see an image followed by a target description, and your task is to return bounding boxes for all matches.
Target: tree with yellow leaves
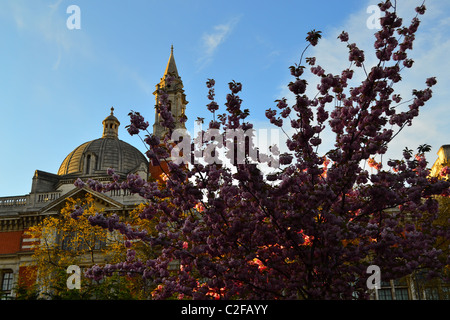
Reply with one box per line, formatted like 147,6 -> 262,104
20,194 -> 152,299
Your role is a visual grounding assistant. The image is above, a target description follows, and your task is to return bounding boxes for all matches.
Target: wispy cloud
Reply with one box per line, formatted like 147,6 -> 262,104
197,16 -> 241,70
48,0 -> 63,11
0,0 -> 92,70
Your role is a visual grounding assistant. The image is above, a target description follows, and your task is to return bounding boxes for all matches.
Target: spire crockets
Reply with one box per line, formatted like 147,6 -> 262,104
153,46 -> 188,138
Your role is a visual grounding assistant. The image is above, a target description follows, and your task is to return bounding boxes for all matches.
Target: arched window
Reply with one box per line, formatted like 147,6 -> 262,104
86,155 -> 91,174
84,154 -> 97,174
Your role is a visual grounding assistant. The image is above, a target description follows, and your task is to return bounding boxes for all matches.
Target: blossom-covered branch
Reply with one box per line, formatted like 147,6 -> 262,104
72,0 -> 449,300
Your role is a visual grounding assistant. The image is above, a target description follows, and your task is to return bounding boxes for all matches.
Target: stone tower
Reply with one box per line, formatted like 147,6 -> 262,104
153,46 -> 188,138
430,145 -> 450,178
148,47 -> 189,182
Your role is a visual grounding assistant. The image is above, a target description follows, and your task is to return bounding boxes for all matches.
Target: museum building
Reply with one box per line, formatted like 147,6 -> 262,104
0,47 -> 187,298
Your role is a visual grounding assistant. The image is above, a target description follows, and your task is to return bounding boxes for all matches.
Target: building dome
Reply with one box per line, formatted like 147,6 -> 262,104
57,108 -> 148,177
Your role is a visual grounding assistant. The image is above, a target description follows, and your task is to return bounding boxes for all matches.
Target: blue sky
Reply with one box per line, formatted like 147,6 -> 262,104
0,0 -> 449,196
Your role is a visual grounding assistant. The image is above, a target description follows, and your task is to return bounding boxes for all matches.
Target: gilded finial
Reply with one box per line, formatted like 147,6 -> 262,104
111,106 -> 114,115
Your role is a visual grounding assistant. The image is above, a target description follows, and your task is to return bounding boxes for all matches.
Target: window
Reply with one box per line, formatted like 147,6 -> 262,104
393,278 -> 410,300
377,279 -> 411,300
423,286 -> 450,300
86,155 -> 91,174
60,231 -> 106,251
424,288 -> 440,300
378,288 -> 393,300
85,154 -> 97,174
1,271 -> 13,293
378,281 -> 393,300
395,288 -> 409,300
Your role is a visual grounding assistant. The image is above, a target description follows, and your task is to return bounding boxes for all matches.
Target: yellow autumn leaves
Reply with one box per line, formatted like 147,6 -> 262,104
22,194 -> 160,298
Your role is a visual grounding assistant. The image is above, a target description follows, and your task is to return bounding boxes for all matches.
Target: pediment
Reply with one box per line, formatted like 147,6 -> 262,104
39,187 -> 123,214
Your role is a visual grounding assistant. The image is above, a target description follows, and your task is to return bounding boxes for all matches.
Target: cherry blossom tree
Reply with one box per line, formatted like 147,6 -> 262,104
74,0 -> 449,299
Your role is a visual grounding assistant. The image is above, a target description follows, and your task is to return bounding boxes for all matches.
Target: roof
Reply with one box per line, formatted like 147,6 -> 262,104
57,137 -> 148,177
164,45 -> 179,78
57,109 -> 148,177
39,187 -> 124,214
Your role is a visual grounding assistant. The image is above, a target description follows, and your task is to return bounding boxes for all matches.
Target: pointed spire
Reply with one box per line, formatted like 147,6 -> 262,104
153,47 -> 188,138
163,45 -> 179,78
